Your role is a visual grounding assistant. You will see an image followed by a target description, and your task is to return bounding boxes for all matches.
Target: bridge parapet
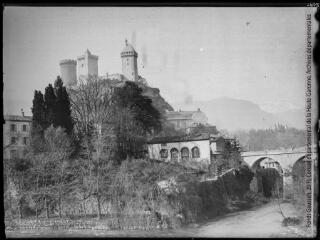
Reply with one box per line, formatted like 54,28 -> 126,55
241,146 -> 317,158
241,151 -> 312,169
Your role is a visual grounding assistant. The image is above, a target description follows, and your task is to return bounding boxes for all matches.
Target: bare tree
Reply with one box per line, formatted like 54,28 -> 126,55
69,76 -> 116,219
44,126 -> 74,218
24,126 -> 75,219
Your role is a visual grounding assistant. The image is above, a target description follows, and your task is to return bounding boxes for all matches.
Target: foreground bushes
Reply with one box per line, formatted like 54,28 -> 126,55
105,160 -> 254,228
5,159 -> 254,231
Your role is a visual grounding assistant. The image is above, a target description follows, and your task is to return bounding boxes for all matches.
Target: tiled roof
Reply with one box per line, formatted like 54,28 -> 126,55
121,44 -> 136,53
165,111 -> 198,120
4,115 -> 32,122
148,133 -> 211,144
147,132 -> 228,144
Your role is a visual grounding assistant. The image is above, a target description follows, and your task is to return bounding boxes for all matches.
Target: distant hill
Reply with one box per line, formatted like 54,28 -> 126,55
172,97 -> 305,131
273,108 -> 305,130
4,92 -> 305,131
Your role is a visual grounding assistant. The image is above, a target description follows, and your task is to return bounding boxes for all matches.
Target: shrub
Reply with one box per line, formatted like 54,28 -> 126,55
282,216 -> 302,226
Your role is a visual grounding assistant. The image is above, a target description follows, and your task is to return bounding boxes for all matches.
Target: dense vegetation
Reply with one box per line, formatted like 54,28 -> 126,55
228,124 -> 306,151
4,156 -> 255,230
4,76 -> 255,231
31,77 -> 74,153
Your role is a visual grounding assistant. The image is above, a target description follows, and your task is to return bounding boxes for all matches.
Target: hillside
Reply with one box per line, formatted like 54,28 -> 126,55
172,97 -> 305,131
273,109 -> 305,130
136,82 -> 174,113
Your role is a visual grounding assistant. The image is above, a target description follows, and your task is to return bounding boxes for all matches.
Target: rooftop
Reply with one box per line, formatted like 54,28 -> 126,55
121,44 -> 136,53
166,109 -> 203,120
121,39 -> 138,57
4,115 -> 32,122
147,133 -> 223,144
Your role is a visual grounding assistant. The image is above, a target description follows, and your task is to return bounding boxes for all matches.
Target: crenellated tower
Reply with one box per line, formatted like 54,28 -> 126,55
59,59 -> 77,87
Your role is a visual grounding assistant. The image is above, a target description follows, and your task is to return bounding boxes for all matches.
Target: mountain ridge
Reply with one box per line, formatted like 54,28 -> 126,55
171,97 -> 305,131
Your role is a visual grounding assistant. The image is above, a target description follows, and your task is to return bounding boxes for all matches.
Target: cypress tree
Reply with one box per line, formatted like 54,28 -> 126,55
54,76 -> 73,134
31,90 -> 46,137
44,83 -> 56,129
31,90 -> 47,152
30,78 -> 74,153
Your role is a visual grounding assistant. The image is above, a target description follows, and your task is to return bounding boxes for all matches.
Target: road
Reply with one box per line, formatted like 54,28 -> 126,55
195,200 -> 303,238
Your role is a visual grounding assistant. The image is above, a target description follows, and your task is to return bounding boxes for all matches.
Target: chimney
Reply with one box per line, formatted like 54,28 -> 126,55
21,109 -> 24,117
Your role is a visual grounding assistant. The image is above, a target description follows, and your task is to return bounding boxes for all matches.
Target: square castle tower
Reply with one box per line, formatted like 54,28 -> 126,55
77,49 -> 99,80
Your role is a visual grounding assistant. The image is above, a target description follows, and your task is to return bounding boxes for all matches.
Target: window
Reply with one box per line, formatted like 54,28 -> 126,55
22,124 -> 27,132
160,149 -> 168,159
10,150 -> 18,159
11,137 -> 16,144
170,148 -> 179,162
23,137 -> 28,145
10,124 -> 16,132
192,147 -> 200,158
181,147 -> 189,161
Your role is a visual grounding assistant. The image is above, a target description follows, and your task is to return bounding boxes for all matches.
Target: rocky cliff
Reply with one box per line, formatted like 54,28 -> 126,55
100,75 -> 174,114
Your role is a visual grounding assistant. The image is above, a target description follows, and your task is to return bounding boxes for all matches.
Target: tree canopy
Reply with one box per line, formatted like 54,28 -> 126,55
113,81 -> 162,161
31,76 -> 74,145
231,124 -> 306,151
53,77 -> 74,134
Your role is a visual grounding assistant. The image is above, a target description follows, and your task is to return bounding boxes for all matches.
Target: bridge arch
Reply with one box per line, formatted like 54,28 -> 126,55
242,150 -> 316,199
250,157 -> 284,197
251,157 -> 283,174
291,155 -> 306,181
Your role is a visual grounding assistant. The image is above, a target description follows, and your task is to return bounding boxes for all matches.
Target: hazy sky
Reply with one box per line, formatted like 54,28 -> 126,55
3,7 -> 318,115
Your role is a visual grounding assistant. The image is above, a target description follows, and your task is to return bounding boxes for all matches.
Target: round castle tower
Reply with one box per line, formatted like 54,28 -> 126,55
59,59 -> 77,87
121,39 -> 138,81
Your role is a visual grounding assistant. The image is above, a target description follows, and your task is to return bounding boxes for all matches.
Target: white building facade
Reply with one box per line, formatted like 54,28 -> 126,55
147,134 -> 229,171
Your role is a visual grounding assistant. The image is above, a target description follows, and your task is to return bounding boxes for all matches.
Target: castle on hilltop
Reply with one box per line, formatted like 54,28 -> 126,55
59,39 -> 207,130
59,39 -> 144,87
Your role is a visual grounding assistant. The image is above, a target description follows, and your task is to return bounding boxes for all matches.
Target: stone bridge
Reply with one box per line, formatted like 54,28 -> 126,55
243,150 -> 306,170
241,146 -> 318,197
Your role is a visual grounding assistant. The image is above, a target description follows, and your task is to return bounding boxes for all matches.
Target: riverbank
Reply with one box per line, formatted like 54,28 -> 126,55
196,200 -> 310,238
7,200 -> 310,238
